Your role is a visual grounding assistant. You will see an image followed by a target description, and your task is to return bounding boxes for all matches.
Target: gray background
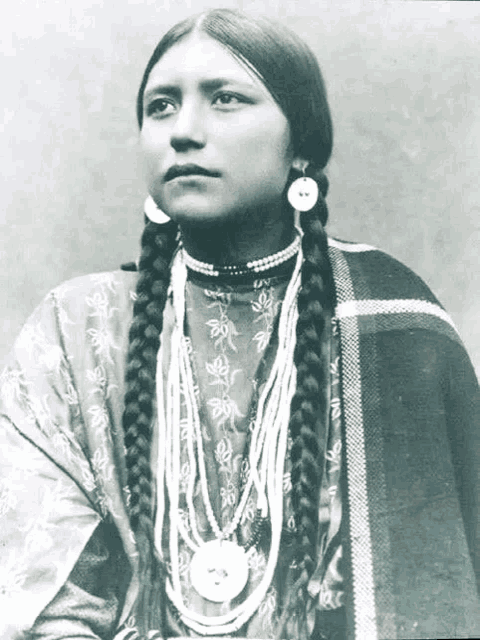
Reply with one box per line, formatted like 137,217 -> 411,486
1,0 -> 479,375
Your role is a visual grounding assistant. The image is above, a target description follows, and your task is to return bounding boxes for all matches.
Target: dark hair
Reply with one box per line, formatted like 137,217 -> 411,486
123,9 -> 334,638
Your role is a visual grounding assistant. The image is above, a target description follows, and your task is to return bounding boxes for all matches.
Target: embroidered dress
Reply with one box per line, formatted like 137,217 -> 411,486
0,239 -> 479,640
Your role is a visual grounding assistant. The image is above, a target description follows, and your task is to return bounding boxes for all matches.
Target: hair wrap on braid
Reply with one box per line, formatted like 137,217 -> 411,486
122,219 -> 178,637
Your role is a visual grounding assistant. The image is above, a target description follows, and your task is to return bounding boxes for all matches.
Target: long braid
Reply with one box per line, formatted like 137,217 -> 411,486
122,219 -> 178,637
277,174 -> 333,639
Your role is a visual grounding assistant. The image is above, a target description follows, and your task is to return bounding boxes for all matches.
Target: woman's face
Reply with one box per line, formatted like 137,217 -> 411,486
140,33 -> 296,229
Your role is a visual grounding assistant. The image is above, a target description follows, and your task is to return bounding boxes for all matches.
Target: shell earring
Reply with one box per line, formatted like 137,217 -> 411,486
287,167 -> 318,212
144,195 -> 171,224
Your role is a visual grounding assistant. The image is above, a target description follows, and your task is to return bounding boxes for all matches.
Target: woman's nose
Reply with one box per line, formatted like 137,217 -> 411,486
170,101 -> 206,152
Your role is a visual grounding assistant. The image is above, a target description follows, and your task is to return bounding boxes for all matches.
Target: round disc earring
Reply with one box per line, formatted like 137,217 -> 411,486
287,174 -> 318,212
144,195 -> 171,224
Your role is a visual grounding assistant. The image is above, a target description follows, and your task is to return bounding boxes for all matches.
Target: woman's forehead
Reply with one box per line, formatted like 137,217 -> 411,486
144,33 -> 268,94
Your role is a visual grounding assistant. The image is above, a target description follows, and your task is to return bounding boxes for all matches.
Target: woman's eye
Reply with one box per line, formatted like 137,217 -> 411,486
146,99 -> 176,118
213,93 -> 244,108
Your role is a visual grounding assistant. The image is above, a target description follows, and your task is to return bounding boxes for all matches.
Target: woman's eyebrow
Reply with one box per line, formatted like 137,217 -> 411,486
143,85 -> 181,102
198,77 -> 258,92
144,77 -> 258,102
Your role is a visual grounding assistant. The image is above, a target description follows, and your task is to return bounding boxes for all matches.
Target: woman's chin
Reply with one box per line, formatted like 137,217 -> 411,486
164,200 -> 236,229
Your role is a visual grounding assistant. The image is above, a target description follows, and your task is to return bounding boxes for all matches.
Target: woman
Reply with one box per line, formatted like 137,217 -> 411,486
0,9 -> 478,640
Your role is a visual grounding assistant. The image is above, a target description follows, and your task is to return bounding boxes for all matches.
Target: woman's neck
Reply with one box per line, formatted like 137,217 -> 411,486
179,206 -> 296,266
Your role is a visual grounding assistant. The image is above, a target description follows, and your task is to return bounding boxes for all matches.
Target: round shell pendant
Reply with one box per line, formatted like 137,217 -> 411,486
190,540 -> 249,603
287,176 -> 318,212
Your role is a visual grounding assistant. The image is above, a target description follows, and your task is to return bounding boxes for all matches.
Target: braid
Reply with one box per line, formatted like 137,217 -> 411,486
278,180 -> 333,638
122,219 -> 178,637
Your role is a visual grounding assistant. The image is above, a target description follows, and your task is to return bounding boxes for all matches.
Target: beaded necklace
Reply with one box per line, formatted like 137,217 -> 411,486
181,234 -> 301,278
154,247 -> 302,635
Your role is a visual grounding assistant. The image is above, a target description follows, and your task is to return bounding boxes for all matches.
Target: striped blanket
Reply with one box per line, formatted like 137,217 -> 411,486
328,238 -> 479,639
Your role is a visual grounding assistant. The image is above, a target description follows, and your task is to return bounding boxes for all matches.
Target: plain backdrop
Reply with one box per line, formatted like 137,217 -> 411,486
1,0 -> 479,376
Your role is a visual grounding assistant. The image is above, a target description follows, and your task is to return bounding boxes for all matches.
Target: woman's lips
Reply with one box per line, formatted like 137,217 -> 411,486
164,164 -> 221,182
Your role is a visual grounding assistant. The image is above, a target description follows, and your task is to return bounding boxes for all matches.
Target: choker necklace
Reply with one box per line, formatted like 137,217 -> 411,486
181,234 -> 301,278
154,248 -> 302,635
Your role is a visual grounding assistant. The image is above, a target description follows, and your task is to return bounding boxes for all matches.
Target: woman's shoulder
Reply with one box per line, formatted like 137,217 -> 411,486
327,236 -> 442,306
48,269 -> 139,308
327,236 -> 463,348
327,236 -> 426,280
10,269 -> 139,363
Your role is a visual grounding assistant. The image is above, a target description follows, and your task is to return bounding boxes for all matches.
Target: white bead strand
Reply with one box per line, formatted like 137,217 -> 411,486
154,247 -> 302,634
